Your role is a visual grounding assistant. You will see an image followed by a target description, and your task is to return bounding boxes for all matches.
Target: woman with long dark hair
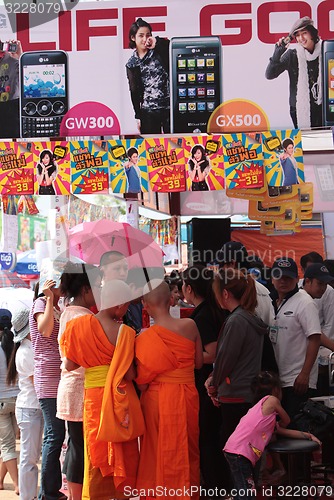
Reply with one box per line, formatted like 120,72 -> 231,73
0,309 -> 19,494
36,149 -> 58,195
126,18 -> 170,134
182,266 -> 226,494
206,268 -> 268,490
188,144 -> 210,191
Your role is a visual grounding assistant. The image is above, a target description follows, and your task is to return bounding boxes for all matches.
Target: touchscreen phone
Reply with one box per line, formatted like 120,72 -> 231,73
20,50 -> 68,138
170,36 -> 222,133
322,40 -> 334,126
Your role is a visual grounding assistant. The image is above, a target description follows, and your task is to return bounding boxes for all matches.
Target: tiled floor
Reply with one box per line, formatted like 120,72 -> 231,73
0,440 -> 68,500
1,441 -> 25,500
2,441 -> 334,499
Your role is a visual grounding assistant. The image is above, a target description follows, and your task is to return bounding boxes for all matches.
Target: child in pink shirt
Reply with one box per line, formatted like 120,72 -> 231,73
224,372 -> 320,500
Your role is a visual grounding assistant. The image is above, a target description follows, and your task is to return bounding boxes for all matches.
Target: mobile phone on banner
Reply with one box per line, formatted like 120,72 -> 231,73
20,50 -> 69,137
322,40 -> 334,126
170,36 -> 223,133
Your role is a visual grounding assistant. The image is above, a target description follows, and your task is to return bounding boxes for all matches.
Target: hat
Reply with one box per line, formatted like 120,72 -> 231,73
12,307 -> 30,343
0,309 -> 12,329
217,241 -> 248,265
304,263 -> 334,284
272,258 -> 298,279
289,16 -> 314,37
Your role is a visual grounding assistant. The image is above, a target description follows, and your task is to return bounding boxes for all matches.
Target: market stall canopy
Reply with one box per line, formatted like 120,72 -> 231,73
0,287 -> 34,314
0,270 -> 30,289
15,250 -> 39,275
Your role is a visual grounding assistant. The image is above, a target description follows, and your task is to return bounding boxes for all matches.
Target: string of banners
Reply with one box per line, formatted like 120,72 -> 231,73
0,131 -> 305,196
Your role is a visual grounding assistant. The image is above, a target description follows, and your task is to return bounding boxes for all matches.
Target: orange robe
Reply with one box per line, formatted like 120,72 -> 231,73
135,325 -> 200,499
60,316 -> 144,500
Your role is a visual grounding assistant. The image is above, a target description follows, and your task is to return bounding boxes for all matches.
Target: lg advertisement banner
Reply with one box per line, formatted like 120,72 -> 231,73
0,0 -> 332,139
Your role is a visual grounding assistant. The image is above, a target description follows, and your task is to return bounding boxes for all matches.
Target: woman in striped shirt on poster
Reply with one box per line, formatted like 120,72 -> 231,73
29,279 -> 66,500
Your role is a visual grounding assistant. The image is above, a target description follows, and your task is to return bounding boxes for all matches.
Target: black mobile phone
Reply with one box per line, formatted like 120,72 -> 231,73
264,136 -> 284,154
322,40 -> 334,126
268,185 -> 292,197
19,50 -> 68,138
170,36 -> 222,133
0,41 -> 17,52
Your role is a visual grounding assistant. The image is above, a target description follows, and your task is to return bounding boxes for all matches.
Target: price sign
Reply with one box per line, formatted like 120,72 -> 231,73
71,141 -> 109,194
0,142 -> 34,195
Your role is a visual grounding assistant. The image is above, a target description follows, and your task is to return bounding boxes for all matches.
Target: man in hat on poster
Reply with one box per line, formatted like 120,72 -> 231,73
265,16 -> 322,129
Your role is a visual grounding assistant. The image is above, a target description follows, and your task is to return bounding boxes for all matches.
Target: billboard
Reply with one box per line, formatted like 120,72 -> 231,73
0,0 -> 332,138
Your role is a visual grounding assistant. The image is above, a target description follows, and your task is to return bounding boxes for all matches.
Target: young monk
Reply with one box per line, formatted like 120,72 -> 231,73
135,280 -> 203,499
59,280 -> 144,500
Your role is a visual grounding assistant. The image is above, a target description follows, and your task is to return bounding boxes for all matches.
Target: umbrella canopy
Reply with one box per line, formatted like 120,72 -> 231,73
15,250 -> 39,275
68,220 -> 164,269
0,270 -> 30,289
0,287 -> 34,313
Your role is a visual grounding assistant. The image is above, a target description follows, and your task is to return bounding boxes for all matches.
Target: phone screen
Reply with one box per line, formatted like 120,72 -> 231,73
322,43 -> 334,125
170,37 -> 222,133
20,51 -> 68,137
327,58 -> 334,112
22,64 -> 66,99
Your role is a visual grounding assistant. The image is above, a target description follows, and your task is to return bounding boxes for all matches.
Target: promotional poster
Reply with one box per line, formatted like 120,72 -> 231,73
262,129 -> 304,186
0,141 -> 34,194
109,138 -> 149,193
71,140 -> 109,195
0,0 -> 332,139
31,141 -> 70,195
223,133 -> 264,189
182,135 -> 225,191
146,137 -> 185,192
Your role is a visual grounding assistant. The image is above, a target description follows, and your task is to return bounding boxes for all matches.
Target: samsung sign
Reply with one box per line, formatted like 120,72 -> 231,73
0,252 -> 17,271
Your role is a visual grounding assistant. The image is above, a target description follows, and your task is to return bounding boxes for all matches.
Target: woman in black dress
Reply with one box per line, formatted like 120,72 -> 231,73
188,145 -> 210,191
182,265 -> 227,494
36,150 -> 57,195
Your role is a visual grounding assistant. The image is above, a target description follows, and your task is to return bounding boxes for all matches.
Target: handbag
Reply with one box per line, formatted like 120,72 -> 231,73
290,399 -> 334,440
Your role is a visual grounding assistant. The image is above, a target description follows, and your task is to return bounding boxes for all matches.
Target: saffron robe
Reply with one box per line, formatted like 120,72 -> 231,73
60,316 -> 143,500
135,325 -> 200,499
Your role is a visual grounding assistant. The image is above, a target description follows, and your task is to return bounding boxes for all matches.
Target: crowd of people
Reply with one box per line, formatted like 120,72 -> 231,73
0,243 -> 333,500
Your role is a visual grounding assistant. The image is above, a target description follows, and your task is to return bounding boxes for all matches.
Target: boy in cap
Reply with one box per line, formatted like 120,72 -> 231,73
270,257 -> 321,418
265,16 -> 322,129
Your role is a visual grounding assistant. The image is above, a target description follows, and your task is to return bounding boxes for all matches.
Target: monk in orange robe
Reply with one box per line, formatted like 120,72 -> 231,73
59,280 -> 144,500
135,280 -> 203,500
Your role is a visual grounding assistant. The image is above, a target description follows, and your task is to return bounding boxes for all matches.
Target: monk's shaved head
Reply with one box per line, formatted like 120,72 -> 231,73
143,280 -> 170,307
100,279 -> 132,310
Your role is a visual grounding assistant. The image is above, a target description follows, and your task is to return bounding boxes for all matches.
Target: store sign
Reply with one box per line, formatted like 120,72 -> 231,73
0,252 -> 16,271
0,0 -> 331,139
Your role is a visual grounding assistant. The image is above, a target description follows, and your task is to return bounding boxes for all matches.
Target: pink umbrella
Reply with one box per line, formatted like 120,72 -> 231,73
68,219 -> 163,270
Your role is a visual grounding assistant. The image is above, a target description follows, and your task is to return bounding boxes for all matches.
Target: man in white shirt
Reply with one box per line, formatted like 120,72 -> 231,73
270,257 -> 321,418
300,252 -> 334,341
300,263 -> 334,395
